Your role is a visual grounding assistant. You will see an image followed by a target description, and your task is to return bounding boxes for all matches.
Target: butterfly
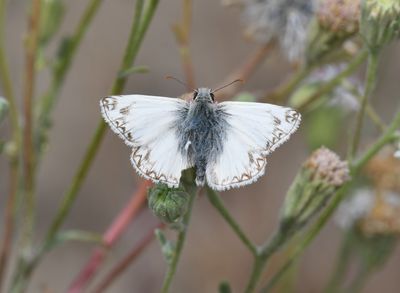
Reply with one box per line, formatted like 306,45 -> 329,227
100,84 -> 300,191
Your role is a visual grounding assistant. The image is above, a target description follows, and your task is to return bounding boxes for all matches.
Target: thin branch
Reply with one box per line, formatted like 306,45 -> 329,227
45,0 -> 159,242
161,188 -> 197,293
297,50 -> 368,112
350,53 -> 379,158
35,0 -> 104,154
0,0 -> 20,290
91,222 -> 164,293
206,188 -> 257,257
67,180 -> 151,293
217,43 -> 274,100
22,0 -> 41,249
264,64 -> 314,104
171,0 -> 195,90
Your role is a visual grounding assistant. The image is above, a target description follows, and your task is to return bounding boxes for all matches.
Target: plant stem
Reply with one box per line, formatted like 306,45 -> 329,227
0,0 -> 20,290
161,189 -> 197,293
172,0 -> 195,90
91,222 -> 164,293
206,188 -> 257,256
21,0 -> 41,251
45,0 -> 159,242
244,231 -> 286,293
67,180 -> 150,293
264,64 -> 314,103
350,52 -> 379,158
261,108 -> 400,292
35,0 -> 104,154
297,50 -> 368,112
217,43 -> 273,100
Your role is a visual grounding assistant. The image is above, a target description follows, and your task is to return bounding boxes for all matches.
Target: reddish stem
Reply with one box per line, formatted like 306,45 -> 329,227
91,222 -> 165,293
67,180 -> 152,293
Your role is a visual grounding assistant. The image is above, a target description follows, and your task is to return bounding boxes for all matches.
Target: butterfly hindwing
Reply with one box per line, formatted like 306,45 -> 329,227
206,101 -> 301,191
100,95 -> 191,188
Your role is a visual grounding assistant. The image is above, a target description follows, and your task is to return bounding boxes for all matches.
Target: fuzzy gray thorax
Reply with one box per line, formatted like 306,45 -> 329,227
176,95 -> 228,186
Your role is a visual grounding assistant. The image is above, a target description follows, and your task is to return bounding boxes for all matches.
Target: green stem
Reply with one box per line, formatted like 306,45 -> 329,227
244,231 -> 286,293
35,0 -> 104,154
45,0 -> 159,242
350,52 -> 379,158
161,189 -> 197,293
206,188 -> 257,256
261,108 -> 400,292
345,265 -> 371,293
265,64 -> 314,103
0,0 -> 20,290
21,0 -> 41,253
297,50 -> 368,112
325,233 -> 354,293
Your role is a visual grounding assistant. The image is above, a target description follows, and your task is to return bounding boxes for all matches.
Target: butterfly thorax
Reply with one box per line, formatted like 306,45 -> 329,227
176,99 -> 228,186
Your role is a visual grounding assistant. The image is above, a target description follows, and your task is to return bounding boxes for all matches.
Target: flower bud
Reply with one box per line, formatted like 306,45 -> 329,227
360,0 -> 400,52
148,184 -> 190,223
0,96 -> 8,125
281,147 -> 350,232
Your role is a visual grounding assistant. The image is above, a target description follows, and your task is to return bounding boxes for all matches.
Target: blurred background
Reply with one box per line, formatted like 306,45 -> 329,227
1,1 -> 400,292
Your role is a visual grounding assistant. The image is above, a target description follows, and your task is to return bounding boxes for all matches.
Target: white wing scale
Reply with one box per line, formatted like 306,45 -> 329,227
100,95 -> 191,188
206,101 -> 301,191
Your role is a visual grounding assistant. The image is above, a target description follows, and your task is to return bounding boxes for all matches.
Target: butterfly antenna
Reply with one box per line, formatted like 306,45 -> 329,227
212,79 -> 244,93
165,76 -> 194,91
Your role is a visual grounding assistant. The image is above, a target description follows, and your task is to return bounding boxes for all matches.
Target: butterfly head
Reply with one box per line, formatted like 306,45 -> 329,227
193,88 -> 215,103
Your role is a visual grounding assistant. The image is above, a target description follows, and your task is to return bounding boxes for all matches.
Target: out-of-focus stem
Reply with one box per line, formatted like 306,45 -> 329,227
350,53 -> 379,158
91,222 -> 164,293
218,43 -> 274,100
0,0 -> 20,290
297,50 -> 368,112
172,0 -> 195,90
36,0 -> 104,154
22,0 -> 41,250
45,0 -> 159,242
264,64 -> 314,103
67,180 -> 151,293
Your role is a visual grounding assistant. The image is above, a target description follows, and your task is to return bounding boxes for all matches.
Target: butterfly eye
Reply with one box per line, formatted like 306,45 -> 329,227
210,93 -> 215,101
193,91 -> 198,100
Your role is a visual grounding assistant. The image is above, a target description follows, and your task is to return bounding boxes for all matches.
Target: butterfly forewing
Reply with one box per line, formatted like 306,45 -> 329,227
206,101 -> 301,191
100,95 -> 192,188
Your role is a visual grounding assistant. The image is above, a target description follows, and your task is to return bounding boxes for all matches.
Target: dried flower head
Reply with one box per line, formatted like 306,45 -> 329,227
336,189 -> 400,237
304,146 -> 350,186
241,0 -> 316,61
281,147 -> 350,231
318,0 -> 361,35
365,148 -> 400,193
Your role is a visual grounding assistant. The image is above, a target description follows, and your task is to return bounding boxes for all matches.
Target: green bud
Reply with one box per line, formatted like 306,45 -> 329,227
0,96 -> 9,124
148,184 -> 190,223
281,147 -> 350,232
360,0 -> 400,52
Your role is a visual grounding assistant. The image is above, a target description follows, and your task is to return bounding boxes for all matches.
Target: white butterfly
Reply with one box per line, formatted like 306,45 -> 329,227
100,87 -> 300,191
